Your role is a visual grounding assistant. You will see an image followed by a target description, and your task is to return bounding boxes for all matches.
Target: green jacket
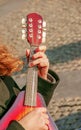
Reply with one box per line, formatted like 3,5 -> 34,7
0,69 -> 59,130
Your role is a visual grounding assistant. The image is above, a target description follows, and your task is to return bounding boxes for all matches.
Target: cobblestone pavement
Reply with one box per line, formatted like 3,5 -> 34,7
48,97 -> 81,130
0,0 -> 81,129
0,0 -> 81,73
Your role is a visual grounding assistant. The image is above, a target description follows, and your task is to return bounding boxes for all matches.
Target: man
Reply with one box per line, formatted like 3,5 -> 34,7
0,45 -> 59,130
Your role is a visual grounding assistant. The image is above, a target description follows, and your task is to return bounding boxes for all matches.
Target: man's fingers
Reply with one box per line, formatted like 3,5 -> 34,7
35,45 -> 46,53
26,49 -> 30,57
29,58 -> 49,67
32,52 -> 47,59
34,107 -> 47,113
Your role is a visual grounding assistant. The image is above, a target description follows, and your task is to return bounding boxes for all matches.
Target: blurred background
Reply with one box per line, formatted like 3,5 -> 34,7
0,0 -> 81,130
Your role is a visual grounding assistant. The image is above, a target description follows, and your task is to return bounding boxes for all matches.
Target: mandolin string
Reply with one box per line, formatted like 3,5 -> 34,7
30,22 -> 36,108
27,22 -> 37,110
30,18 -> 41,109
23,18 -> 34,118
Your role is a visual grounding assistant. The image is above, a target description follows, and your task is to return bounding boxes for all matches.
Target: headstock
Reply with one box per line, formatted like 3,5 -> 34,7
22,13 -> 46,46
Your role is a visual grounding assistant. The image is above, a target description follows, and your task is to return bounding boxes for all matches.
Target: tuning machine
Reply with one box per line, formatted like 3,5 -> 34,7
43,21 -> 46,28
22,18 -> 27,27
22,33 -> 27,40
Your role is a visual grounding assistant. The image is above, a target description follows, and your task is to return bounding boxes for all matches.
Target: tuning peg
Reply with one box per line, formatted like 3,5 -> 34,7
42,32 -> 46,43
22,18 -> 26,24
42,37 -> 46,43
22,18 -> 27,28
43,21 -> 46,31
42,32 -> 46,38
22,29 -> 26,34
22,33 -> 27,40
43,21 -> 46,27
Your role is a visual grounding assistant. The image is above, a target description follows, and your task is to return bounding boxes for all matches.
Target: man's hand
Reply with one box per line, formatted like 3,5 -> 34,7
18,107 -> 49,130
26,45 -> 49,80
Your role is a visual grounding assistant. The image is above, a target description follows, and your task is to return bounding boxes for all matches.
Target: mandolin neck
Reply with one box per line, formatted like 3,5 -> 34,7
24,46 -> 38,106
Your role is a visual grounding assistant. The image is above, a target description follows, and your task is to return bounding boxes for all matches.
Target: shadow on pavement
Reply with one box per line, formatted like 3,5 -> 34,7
55,112 -> 81,130
46,41 -> 81,64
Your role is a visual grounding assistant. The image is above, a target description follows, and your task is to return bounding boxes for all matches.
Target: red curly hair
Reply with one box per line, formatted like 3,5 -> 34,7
0,45 -> 23,76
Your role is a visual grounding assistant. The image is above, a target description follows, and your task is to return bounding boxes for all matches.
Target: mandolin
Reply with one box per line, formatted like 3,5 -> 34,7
0,13 -> 58,130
